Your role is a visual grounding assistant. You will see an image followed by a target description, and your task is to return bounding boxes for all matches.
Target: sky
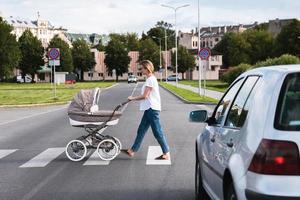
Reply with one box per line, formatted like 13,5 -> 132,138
0,0 -> 299,35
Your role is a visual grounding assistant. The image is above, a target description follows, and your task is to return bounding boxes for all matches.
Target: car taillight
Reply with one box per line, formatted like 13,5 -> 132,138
248,139 -> 300,175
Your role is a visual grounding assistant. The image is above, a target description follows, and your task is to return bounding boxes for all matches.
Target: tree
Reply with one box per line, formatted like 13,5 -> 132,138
243,29 -> 275,64
143,21 -> 175,50
276,19 -> 300,57
18,29 -> 44,82
104,36 -> 131,82
48,35 -> 73,72
213,32 -> 251,67
0,17 -> 21,80
109,33 -> 140,51
138,38 -> 160,70
72,39 -> 95,80
171,45 -> 196,79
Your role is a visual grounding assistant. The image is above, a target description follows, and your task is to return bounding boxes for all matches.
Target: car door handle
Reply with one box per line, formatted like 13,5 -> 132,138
227,139 -> 234,148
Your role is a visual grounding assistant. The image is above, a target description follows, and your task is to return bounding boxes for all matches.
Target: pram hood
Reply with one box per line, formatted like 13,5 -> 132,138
68,88 -> 122,125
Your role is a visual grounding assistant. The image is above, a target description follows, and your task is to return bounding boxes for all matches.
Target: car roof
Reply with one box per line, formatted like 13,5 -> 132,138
243,64 -> 300,77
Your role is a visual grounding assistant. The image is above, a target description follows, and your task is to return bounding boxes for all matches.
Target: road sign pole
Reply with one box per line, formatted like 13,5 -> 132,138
53,63 -> 56,99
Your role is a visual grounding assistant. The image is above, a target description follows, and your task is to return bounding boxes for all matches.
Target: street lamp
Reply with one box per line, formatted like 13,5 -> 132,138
161,3 -> 190,87
152,36 -> 162,82
197,0 -> 202,95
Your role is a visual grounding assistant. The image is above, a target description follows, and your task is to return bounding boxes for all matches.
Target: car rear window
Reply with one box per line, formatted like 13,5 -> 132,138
275,73 -> 300,131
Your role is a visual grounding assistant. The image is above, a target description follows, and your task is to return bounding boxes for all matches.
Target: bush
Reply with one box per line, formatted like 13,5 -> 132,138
254,54 -> 300,68
221,63 -> 252,84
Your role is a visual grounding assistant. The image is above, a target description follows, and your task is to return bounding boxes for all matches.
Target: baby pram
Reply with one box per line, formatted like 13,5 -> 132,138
65,88 -> 129,161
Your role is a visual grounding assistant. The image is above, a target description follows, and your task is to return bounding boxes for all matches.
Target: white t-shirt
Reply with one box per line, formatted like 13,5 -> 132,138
139,75 -> 161,111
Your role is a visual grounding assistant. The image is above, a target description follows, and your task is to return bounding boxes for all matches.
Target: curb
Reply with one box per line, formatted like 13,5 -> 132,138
0,101 -> 69,108
0,83 -> 118,108
159,84 -> 218,105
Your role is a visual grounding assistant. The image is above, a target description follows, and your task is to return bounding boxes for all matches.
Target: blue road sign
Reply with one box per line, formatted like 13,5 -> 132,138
198,48 -> 211,60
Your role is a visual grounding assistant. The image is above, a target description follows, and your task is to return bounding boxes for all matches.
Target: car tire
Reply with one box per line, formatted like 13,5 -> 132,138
195,145 -> 210,200
225,182 -> 237,200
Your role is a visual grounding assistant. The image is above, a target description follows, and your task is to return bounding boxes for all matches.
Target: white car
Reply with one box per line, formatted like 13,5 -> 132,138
128,75 -> 137,83
190,65 -> 300,200
16,75 -> 32,83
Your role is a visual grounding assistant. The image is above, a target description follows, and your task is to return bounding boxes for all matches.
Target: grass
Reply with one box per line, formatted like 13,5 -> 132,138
0,82 -> 115,106
160,83 -> 218,104
179,80 -> 229,93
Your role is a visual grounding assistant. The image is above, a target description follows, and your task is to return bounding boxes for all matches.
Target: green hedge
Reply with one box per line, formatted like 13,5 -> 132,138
221,54 -> 300,84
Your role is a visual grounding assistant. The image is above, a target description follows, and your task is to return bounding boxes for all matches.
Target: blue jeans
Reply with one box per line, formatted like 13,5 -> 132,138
131,108 -> 170,154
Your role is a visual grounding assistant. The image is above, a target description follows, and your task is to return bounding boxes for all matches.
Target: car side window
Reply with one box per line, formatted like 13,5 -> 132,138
225,76 -> 260,129
213,78 -> 244,126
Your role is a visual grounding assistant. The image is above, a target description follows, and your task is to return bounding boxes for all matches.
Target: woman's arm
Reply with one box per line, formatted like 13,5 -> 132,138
128,86 -> 152,101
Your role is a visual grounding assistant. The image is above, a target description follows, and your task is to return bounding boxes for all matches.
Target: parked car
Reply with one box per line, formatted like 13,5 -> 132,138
190,65 -> 300,200
128,75 -> 137,83
167,75 -> 181,81
16,75 -> 32,83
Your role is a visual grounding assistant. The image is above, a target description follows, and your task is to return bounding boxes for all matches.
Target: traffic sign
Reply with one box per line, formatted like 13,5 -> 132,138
198,48 -> 211,60
48,48 -> 60,60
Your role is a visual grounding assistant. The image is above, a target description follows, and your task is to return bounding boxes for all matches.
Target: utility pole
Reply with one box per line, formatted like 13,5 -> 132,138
198,0 -> 202,95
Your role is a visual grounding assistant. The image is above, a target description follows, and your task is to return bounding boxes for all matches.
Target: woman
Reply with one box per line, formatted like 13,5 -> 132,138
122,60 -> 170,160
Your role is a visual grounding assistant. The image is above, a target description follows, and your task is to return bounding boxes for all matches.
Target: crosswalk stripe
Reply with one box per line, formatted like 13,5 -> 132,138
0,149 -> 18,159
146,146 -> 171,165
83,151 -> 110,166
19,148 -> 65,168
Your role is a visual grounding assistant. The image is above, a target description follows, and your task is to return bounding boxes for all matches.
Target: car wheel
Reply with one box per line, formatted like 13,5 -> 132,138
195,150 -> 210,200
225,182 -> 237,200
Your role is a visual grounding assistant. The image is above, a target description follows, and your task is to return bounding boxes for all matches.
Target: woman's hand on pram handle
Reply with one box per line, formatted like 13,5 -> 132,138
128,96 -> 134,101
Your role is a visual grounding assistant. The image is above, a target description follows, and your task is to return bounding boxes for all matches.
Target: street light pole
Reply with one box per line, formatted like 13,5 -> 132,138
165,28 -> 168,82
198,0 -> 202,95
161,4 -> 190,87
152,36 -> 163,82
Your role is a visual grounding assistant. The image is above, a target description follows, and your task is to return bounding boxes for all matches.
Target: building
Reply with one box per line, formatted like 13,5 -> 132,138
179,22 -> 258,50
4,15 -> 69,48
265,18 -> 296,36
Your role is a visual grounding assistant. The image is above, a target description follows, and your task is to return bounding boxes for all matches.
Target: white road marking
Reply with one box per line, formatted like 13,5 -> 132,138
0,149 -> 18,159
83,151 -> 110,165
146,146 -> 171,165
121,83 -> 139,112
0,106 -> 66,126
20,148 -> 65,168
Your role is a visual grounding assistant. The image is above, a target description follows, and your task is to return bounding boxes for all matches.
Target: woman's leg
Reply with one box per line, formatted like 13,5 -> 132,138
148,109 -> 170,154
131,110 -> 151,152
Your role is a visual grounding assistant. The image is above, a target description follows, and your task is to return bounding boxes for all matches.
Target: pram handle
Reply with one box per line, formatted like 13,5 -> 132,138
115,99 -> 131,110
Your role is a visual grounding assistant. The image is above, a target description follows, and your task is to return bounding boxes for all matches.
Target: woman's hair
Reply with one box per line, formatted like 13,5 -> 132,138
140,60 -> 154,74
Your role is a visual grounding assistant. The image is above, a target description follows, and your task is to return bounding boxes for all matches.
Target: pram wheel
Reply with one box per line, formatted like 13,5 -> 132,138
97,139 -> 119,161
112,137 -> 122,154
65,140 -> 87,162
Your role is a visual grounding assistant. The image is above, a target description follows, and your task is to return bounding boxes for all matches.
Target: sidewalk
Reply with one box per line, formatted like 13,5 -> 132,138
167,82 -> 224,100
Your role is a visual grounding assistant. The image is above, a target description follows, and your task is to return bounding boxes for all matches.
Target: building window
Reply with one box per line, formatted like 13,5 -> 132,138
210,41 -> 213,47
138,72 -> 142,77
195,41 -> 198,47
108,72 -> 113,77
88,72 -> 93,77
215,38 -> 219,42
98,73 -> 103,77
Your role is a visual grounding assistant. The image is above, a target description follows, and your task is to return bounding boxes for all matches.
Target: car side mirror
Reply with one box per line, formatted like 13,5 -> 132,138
189,110 -> 208,123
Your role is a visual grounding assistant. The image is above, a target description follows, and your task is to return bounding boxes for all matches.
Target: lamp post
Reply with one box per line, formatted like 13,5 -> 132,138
161,3 -> 190,87
152,36 -> 163,82
197,0 -> 202,95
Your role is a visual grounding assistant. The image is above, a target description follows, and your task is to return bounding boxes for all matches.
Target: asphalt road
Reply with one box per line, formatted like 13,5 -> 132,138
0,82 -> 214,200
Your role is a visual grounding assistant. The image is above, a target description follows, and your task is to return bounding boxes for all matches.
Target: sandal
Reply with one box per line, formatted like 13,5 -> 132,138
155,155 -> 169,160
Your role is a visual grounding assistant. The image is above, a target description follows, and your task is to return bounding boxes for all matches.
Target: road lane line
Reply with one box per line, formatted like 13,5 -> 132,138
121,83 -> 139,112
0,106 -> 67,126
20,148 -> 65,168
0,149 -> 18,159
83,151 -> 110,165
146,146 -> 171,165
